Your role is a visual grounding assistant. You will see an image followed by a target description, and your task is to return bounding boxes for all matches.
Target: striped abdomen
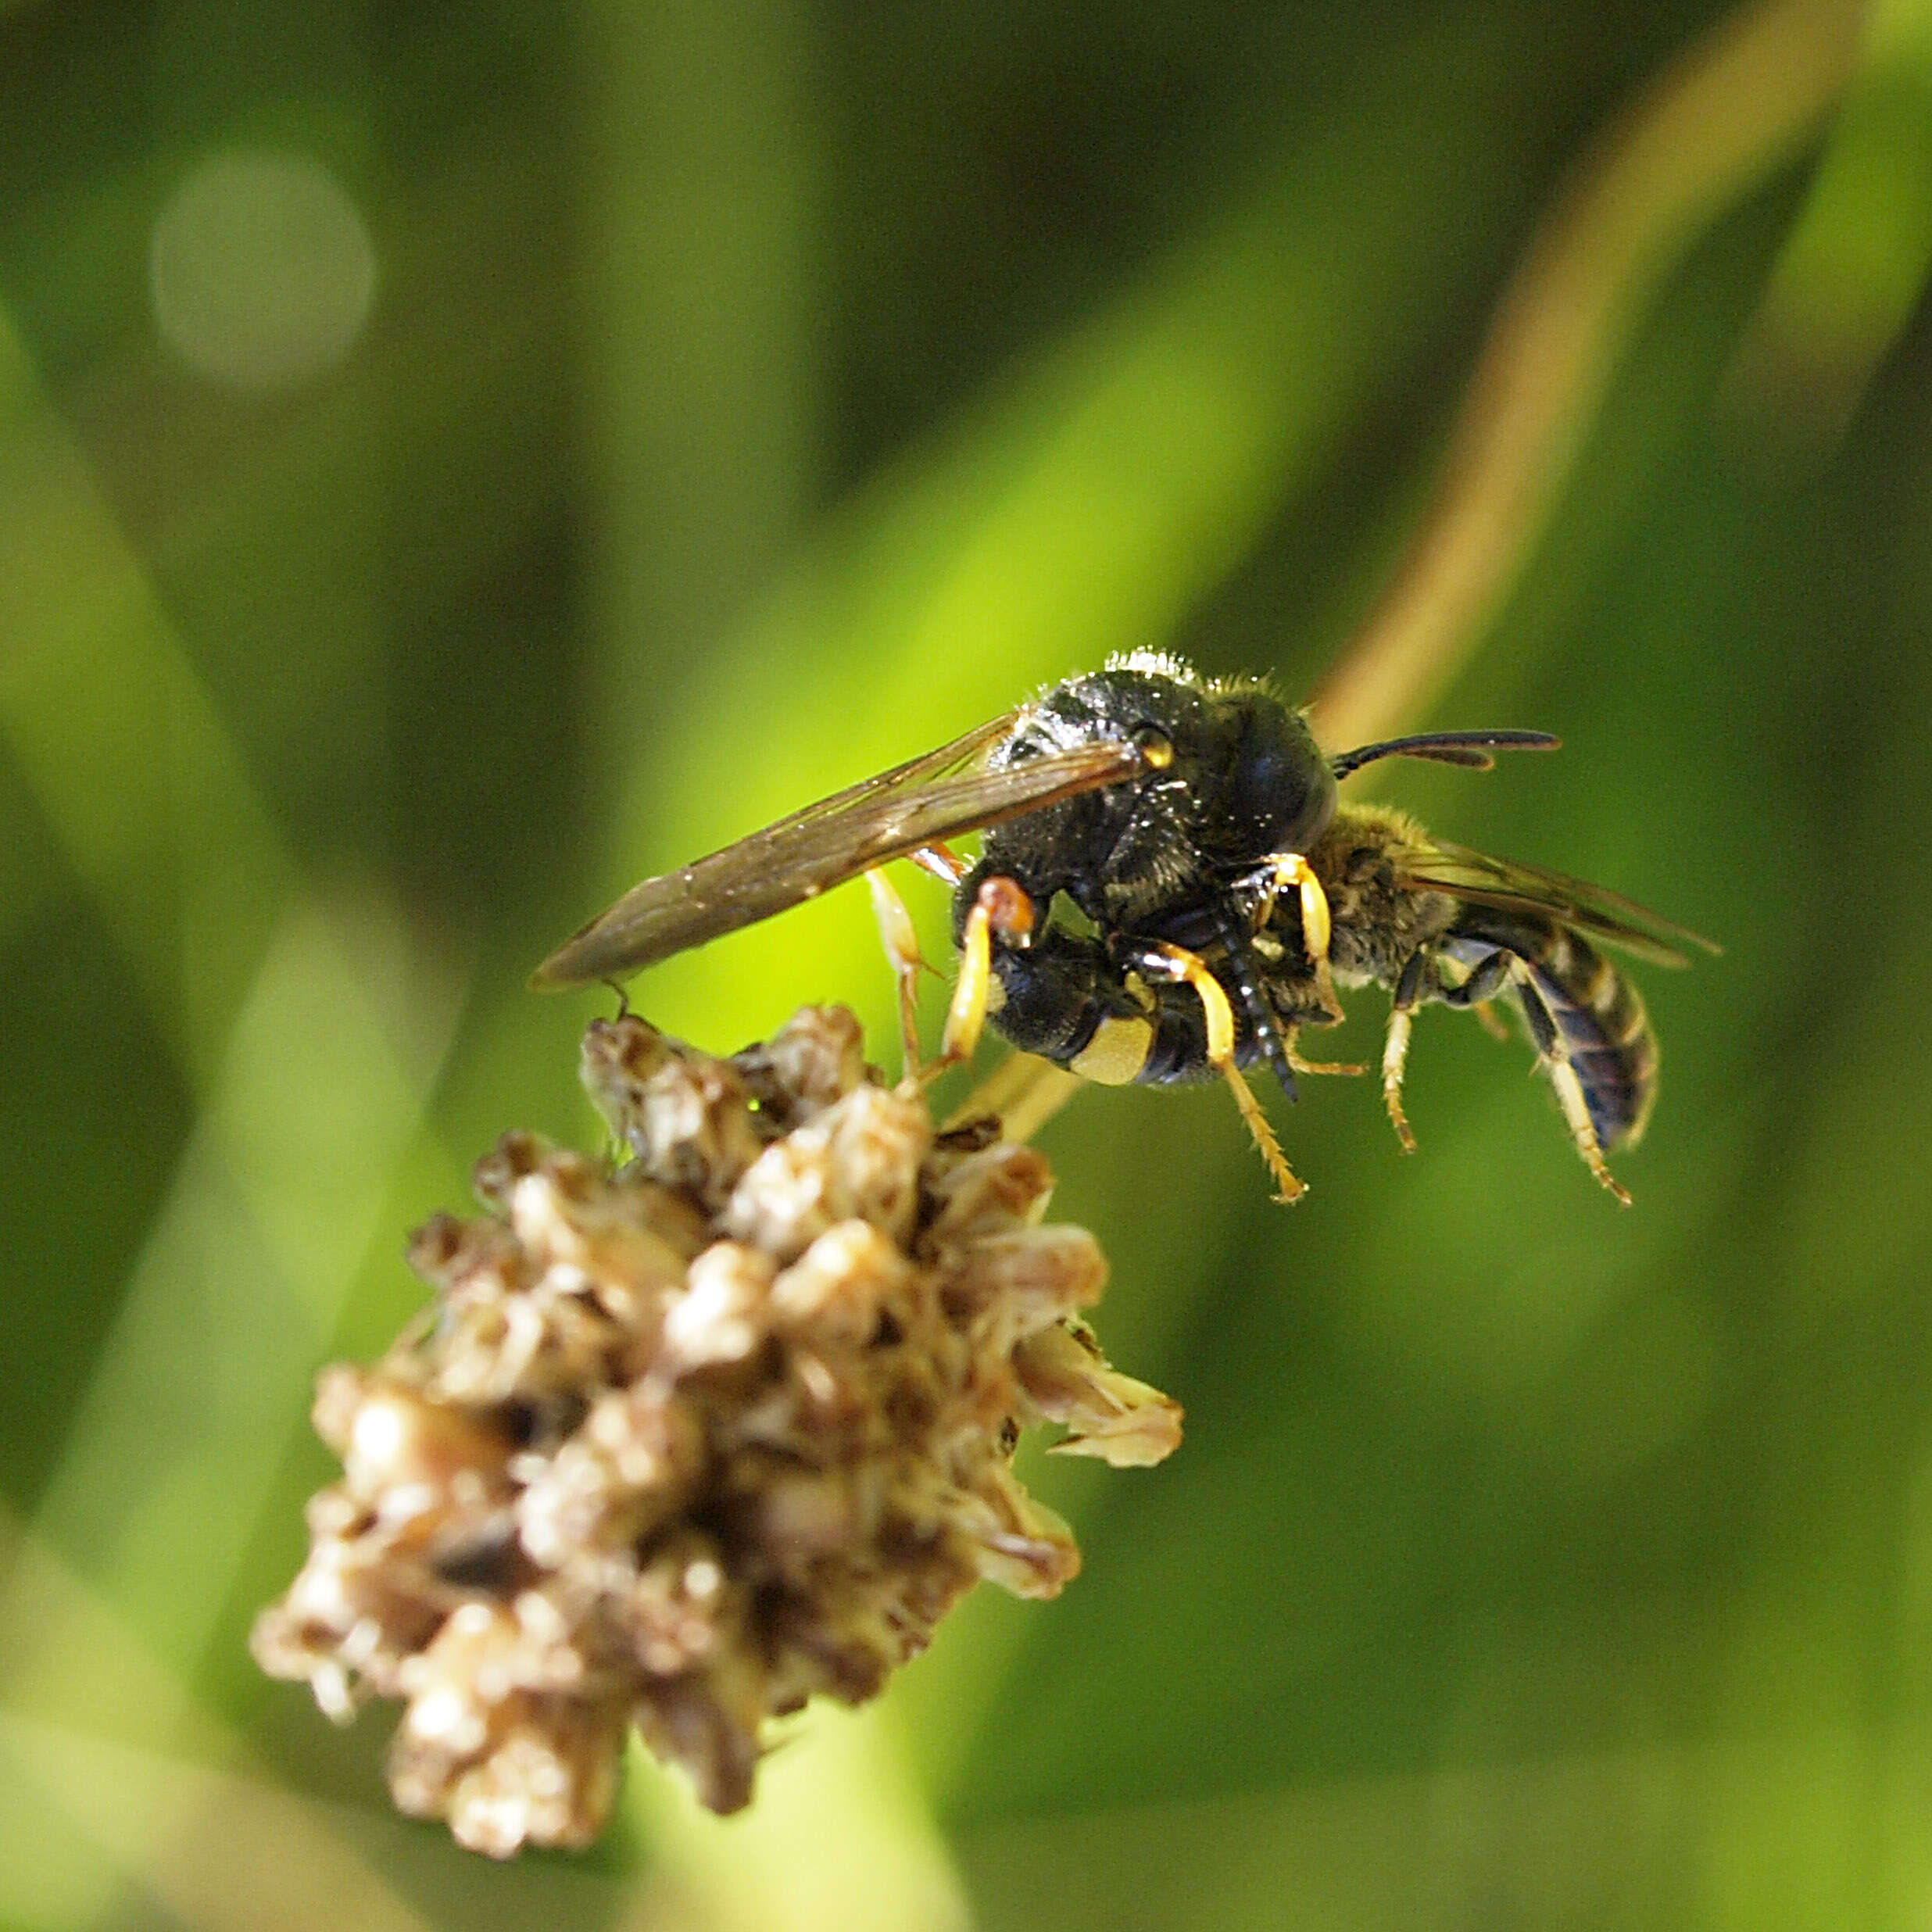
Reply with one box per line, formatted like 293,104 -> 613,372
1441,905 -> 1658,1150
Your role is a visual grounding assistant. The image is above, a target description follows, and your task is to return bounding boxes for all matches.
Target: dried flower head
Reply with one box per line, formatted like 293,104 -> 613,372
253,1006 -> 1180,1857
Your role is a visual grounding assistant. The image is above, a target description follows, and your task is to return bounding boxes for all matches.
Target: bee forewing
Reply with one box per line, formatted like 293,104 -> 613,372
1400,839 -> 1721,968
531,723 -> 1147,988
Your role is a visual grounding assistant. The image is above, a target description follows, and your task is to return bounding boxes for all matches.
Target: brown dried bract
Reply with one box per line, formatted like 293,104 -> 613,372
253,1006 -> 1180,1857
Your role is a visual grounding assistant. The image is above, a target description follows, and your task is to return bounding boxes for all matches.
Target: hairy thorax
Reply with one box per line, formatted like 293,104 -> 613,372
1308,803 -> 1460,989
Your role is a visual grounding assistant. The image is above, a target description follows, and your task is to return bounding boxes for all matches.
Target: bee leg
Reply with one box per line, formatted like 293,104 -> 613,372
1252,853 -> 1343,1022
1145,940 -> 1306,1204
1386,948 -> 1513,1143
1382,950 -> 1430,1154
1441,949 -> 1512,1011
938,875 -> 1036,1073
866,868 -> 930,1076
911,843 -> 970,886
1211,903 -> 1302,1103
1443,959 -> 1514,1042
1285,1027 -> 1365,1079
1508,958 -> 1632,1206
1472,1000 -> 1512,1042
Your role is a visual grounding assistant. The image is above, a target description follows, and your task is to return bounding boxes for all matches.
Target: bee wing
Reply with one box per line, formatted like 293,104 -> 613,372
1398,840 -> 1722,968
532,712 -> 1147,987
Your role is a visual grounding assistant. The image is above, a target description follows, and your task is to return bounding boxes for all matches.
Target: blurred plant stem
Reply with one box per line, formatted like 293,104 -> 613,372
0,305 -> 472,1923
0,301 -> 474,1655
580,0 -> 821,763
1313,0 -> 1866,752
1719,0 -> 1932,467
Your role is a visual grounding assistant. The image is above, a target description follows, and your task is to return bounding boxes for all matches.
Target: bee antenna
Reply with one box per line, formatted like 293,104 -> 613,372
1329,729 -> 1561,782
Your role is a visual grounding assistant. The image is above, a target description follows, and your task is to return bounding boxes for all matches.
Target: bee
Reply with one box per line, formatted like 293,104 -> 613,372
534,654 -> 1716,1203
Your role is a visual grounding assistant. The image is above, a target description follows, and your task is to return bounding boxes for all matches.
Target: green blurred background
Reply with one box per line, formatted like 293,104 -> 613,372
3,0 -> 1931,1926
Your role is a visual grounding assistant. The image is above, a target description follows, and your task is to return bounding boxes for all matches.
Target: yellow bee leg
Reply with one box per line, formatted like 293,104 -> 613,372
1551,1061 -> 1631,1204
939,890 -> 993,1071
1285,1025 -> 1364,1079
1255,853 -> 1342,1021
1472,998 -> 1512,1043
866,868 -> 928,1076
1508,958 -> 1631,1205
1381,950 -> 1428,1154
1149,941 -> 1305,1204
937,875 -> 1036,1075
1380,1008 -> 1419,1154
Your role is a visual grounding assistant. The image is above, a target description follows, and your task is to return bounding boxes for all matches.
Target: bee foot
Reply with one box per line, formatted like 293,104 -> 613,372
1379,1004 -> 1419,1153
1291,1054 -> 1365,1079
1544,1053 -> 1632,1205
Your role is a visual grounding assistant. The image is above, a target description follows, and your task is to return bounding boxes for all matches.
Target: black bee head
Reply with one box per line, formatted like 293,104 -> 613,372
979,657 -> 1339,921
1032,659 -> 1335,843
1195,680 -> 1336,860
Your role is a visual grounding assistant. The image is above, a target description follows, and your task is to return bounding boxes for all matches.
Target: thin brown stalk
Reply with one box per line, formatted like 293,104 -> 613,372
1311,0 -> 1866,753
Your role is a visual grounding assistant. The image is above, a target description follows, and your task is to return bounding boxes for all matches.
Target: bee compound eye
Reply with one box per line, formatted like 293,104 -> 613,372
1132,724 -> 1175,769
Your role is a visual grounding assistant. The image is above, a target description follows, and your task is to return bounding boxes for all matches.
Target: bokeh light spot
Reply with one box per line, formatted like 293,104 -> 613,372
149,150 -> 377,391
